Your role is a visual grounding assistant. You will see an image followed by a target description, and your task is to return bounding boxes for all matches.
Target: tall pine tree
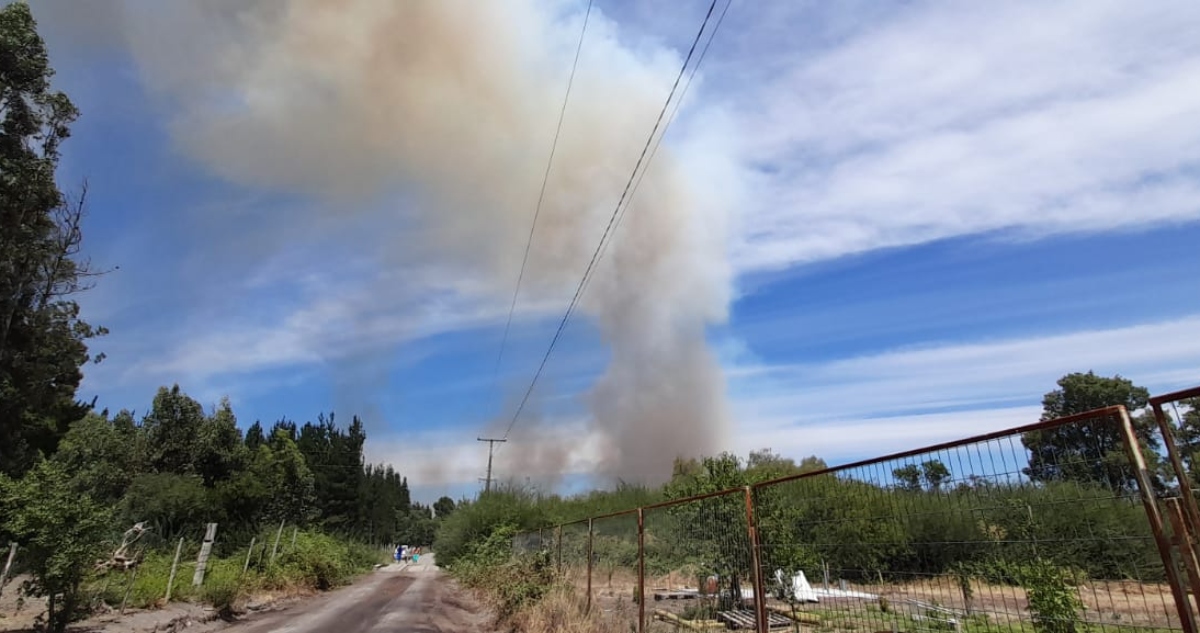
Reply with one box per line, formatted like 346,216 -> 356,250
0,2 -> 106,476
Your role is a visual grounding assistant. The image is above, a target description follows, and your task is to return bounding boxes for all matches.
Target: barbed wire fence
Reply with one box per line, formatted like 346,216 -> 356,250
513,397 -> 1200,633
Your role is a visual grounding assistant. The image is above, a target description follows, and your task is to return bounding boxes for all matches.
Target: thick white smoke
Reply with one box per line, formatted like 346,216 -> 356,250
118,0 -> 736,483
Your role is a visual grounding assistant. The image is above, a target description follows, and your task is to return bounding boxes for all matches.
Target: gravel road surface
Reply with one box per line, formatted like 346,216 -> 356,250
216,555 -> 498,633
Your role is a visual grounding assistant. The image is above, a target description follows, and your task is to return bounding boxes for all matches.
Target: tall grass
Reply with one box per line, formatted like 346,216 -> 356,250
91,529 -> 380,614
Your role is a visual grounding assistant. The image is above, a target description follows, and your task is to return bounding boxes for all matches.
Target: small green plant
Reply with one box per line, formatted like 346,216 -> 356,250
1021,558 -> 1084,633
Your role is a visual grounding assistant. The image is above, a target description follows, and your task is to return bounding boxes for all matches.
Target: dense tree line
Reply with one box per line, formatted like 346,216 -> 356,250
2,383 -> 452,549
442,372 -> 1197,598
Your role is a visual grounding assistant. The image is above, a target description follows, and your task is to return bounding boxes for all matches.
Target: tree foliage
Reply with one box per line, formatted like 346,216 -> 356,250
1022,372 -> 1161,492
0,1 -> 105,478
0,460 -> 112,631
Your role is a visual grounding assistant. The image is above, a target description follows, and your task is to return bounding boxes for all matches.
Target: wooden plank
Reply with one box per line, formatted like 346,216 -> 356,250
192,523 -> 218,586
717,609 -> 794,630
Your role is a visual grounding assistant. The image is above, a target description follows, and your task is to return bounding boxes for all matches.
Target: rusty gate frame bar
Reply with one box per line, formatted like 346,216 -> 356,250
1168,498 -> 1200,615
1152,386 -> 1200,535
1120,405 -> 1198,633
586,518 -> 594,615
637,507 -> 646,633
555,524 -> 563,575
744,486 -> 769,633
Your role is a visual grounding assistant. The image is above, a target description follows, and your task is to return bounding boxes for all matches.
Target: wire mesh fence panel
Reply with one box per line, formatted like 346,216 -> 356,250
1151,386 -> 1200,620
513,529 -> 547,556
752,407 -> 1185,633
559,520 -> 592,592
644,489 -> 762,631
590,511 -> 642,632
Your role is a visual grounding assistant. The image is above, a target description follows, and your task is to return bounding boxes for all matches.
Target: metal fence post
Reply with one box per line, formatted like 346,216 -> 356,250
1167,498 -> 1200,609
586,518 -> 594,615
1153,398 -> 1200,533
1119,406 -> 1198,633
556,525 -> 563,575
638,507 -> 646,633
744,486 -> 769,633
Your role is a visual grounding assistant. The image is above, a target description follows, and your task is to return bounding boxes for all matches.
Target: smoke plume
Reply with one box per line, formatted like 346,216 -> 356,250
118,0 -> 736,483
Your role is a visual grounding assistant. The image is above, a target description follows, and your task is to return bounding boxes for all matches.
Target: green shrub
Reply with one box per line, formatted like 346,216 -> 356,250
435,487 -> 548,568
262,530 -> 375,591
1021,559 -> 1084,633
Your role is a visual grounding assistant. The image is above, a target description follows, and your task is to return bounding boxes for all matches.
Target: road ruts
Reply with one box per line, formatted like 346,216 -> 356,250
217,555 -> 497,633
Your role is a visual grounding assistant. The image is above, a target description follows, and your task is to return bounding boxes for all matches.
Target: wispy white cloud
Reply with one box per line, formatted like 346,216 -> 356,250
727,1 -> 1200,272
729,315 -> 1200,425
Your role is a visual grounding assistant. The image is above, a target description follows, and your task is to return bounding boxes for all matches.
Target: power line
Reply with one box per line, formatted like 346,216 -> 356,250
492,0 -> 595,385
500,0 -> 728,442
592,0 -> 733,277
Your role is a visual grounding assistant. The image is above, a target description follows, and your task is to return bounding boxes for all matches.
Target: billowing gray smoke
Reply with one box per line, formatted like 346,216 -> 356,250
117,0 -> 735,483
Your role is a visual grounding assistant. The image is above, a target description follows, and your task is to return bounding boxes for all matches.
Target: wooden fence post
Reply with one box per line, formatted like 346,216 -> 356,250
243,537 -> 257,574
270,521 -> 285,564
192,523 -> 218,587
0,542 -> 16,599
291,527 -> 298,551
165,538 -> 184,602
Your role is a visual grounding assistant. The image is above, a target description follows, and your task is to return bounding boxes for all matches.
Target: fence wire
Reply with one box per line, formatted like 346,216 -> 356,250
754,408 -> 1180,633
1152,387 -> 1200,619
559,520 -> 591,589
510,401 -> 1200,632
588,511 -> 641,631
644,489 -> 763,631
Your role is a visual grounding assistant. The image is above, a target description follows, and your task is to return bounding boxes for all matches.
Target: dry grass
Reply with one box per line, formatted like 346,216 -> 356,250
509,584 -> 636,633
553,566 -> 1185,632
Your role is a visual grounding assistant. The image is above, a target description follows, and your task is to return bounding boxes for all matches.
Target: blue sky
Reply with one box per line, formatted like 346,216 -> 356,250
31,1 -> 1200,502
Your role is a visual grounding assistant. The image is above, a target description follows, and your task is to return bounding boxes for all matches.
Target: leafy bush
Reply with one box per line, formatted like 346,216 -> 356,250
266,530 -> 371,590
1021,559 -> 1084,633
449,524 -> 556,620
435,487 -> 548,568
0,461 -> 112,632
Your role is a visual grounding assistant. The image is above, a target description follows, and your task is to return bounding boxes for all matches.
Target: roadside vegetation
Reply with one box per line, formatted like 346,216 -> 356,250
438,374 -> 1200,633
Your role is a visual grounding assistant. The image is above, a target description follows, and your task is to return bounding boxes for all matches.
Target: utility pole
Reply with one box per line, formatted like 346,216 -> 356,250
477,437 -> 506,494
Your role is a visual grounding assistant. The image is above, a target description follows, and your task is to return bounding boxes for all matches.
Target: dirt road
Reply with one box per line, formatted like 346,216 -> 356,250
214,555 -> 498,633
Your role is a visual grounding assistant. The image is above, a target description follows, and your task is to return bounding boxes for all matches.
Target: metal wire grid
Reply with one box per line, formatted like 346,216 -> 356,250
752,410 -> 1180,633
589,511 -> 641,631
505,402 -> 1200,633
643,490 -> 760,631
